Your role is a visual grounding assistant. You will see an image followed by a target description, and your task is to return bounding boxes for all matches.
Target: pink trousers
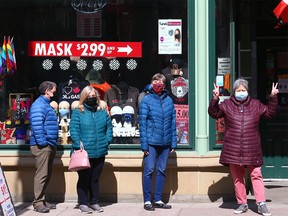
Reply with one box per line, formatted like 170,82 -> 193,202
230,164 -> 266,204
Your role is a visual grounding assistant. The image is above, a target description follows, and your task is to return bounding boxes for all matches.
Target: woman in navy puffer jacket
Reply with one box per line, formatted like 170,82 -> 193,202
139,73 -> 177,211
69,86 -> 112,213
208,78 -> 279,216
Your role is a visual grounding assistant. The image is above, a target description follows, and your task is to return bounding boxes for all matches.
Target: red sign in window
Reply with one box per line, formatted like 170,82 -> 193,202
28,41 -> 142,58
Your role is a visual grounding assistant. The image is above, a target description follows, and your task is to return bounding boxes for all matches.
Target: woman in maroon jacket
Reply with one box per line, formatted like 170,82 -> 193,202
208,78 -> 279,216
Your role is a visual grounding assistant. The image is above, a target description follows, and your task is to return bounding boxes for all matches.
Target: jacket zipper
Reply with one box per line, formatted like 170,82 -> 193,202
160,98 -> 164,144
240,103 -> 244,165
92,111 -> 97,154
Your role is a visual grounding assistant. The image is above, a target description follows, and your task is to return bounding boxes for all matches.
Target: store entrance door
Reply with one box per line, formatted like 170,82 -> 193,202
257,39 -> 288,179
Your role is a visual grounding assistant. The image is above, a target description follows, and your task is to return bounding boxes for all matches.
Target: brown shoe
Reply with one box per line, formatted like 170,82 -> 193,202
34,204 -> 50,213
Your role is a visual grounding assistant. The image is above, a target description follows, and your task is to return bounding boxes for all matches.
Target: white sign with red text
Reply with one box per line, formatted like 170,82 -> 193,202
158,19 -> 182,54
0,164 -> 15,216
175,104 -> 189,144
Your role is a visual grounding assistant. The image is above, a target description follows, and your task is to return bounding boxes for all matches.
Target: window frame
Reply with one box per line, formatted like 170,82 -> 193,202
0,0 -> 195,151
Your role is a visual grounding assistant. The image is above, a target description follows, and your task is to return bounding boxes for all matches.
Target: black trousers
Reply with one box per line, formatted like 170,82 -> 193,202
77,156 -> 105,205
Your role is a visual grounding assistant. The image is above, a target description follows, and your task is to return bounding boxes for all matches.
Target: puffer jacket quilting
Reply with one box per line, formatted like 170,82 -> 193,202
69,105 -> 113,159
30,95 -> 58,147
139,90 -> 177,151
208,95 -> 278,166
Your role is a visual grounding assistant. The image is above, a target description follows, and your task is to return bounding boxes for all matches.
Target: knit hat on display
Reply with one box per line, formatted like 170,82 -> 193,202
122,105 -> 134,115
110,106 -> 122,116
86,69 -> 105,84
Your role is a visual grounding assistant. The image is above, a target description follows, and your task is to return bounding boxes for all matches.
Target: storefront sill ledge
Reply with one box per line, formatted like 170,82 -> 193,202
0,152 -> 221,168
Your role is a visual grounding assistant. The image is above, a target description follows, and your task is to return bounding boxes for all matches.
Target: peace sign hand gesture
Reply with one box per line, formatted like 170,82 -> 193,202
271,82 -> 279,96
213,83 -> 220,99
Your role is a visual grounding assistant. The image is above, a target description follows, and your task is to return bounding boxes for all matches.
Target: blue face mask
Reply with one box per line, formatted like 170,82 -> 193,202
235,91 -> 248,101
123,113 -> 133,122
59,108 -> 69,118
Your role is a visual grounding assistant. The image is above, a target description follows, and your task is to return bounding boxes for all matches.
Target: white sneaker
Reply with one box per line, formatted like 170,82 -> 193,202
78,205 -> 92,214
90,203 -> 104,213
234,204 -> 248,214
258,203 -> 271,216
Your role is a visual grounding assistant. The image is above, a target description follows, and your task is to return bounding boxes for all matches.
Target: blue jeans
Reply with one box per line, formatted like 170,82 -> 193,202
143,145 -> 170,203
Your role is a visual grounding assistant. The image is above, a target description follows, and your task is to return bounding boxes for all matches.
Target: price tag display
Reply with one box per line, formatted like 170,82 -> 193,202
175,104 -> 189,144
28,41 -> 142,58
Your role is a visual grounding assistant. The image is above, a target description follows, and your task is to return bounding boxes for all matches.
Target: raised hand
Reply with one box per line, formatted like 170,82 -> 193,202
213,83 -> 220,99
271,82 -> 279,96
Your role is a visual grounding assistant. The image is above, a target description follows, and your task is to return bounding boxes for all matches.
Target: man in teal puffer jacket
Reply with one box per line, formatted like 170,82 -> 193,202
30,81 -> 58,213
139,73 -> 177,211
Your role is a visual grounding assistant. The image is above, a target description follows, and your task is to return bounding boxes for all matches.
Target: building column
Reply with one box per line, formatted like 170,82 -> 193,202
194,0 -> 210,155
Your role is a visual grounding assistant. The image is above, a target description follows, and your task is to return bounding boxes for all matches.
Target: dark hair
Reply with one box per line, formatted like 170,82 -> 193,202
38,81 -> 57,95
151,73 -> 166,84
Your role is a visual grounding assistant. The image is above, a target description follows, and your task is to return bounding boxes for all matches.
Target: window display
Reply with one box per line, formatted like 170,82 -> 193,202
213,0 -> 232,146
0,0 -> 189,146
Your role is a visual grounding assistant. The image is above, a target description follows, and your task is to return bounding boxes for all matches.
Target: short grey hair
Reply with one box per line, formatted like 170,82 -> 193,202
233,78 -> 249,93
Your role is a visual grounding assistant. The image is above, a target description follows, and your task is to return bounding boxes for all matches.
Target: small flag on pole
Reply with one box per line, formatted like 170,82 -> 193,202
6,36 -> 14,75
0,36 -> 17,77
1,36 -> 7,76
11,37 -> 17,71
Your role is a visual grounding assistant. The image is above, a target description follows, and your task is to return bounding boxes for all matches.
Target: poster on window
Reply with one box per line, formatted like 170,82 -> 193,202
158,19 -> 182,54
9,93 -> 33,122
0,164 -> 16,216
215,96 -> 230,145
175,104 -> 189,144
278,78 -> 288,93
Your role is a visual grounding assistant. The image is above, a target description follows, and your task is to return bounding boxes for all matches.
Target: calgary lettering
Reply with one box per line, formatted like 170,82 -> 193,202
34,43 -> 72,56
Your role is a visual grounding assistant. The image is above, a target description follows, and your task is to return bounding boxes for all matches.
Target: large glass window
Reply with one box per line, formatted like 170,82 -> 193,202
0,0 -> 191,148
209,0 -> 233,149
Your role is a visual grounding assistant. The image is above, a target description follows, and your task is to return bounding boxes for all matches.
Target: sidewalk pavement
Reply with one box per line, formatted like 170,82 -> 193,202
14,181 -> 288,216
14,201 -> 288,216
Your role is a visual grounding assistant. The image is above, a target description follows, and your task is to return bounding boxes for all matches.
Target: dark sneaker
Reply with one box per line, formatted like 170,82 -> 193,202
153,202 -> 172,209
34,204 -> 50,213
44,201 -> 57,209
90,204 -> 104,213
234,204 -> 248,214
258,203 -> 271,216
78,205 -> 93,214
144,203 -> 155,211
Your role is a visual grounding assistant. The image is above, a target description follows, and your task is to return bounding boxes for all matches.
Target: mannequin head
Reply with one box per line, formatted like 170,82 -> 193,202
50,101 -> 59,114
71,100 -> 80,110
58,101 -> 70,119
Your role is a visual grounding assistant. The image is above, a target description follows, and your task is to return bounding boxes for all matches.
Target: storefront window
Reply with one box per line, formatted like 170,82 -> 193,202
210,0 -> 233,149
0,0 -> 190,148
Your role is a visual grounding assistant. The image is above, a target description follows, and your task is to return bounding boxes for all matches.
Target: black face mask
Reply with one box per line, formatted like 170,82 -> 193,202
175,34 -> 180,39
85,97 -> 97,107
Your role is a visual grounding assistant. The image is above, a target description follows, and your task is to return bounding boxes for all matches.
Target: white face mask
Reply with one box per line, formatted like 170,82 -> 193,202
235,91 -> 248,100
